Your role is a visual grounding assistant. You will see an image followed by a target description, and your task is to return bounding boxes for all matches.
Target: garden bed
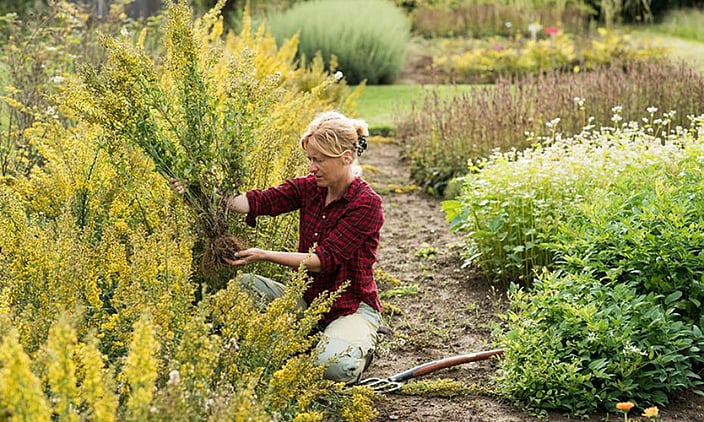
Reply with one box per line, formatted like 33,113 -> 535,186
362,137 -> 704,421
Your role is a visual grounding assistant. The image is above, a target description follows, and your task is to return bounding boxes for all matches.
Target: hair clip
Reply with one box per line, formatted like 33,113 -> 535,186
357,136 -> 368,157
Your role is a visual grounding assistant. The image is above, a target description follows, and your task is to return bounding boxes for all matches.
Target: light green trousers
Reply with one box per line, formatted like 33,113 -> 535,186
239,273 -> 381,384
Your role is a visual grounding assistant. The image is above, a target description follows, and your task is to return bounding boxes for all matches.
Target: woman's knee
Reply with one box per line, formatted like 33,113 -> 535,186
315,337 -> 371,384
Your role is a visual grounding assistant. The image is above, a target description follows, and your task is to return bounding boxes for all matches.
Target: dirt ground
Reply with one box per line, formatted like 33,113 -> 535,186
360,138 -> 704,422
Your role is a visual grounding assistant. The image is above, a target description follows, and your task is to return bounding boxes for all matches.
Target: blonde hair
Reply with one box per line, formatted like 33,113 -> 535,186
300,111 -> 369,159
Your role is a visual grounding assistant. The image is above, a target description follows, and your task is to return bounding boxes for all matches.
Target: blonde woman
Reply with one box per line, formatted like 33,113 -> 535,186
224,111 -> 383,384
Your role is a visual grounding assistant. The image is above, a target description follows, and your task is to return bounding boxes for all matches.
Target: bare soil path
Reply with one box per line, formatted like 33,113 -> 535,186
361,137 -> 704,422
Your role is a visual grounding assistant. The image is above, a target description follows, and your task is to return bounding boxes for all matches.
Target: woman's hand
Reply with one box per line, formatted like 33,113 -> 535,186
224,248 -> 266,266
170,178 -> 186,195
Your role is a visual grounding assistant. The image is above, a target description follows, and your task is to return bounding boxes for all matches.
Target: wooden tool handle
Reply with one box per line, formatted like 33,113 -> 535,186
389,349 -> 504,383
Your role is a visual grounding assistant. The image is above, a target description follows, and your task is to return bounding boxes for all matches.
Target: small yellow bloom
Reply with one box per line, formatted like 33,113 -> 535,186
616,402 -> 635,412
642,406 -> 659,418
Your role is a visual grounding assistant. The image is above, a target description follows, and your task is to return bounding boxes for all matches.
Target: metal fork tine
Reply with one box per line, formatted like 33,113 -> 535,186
358,377 -> 403,393
374,381 -> 402,393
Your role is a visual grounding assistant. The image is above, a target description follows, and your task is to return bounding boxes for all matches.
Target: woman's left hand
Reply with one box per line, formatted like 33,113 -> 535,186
223,248 -> 266,266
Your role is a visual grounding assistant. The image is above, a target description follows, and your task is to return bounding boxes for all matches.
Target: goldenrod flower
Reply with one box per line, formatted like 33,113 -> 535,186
616,402 -> 635,412
642,406 -> 659,418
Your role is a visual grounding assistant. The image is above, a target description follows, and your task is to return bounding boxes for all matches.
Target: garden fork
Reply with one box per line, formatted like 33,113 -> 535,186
358,348 -> 504,393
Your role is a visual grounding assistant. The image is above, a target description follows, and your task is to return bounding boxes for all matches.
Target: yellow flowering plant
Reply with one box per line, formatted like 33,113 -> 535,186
0,1 -> 376,420
64,1 -> 360,284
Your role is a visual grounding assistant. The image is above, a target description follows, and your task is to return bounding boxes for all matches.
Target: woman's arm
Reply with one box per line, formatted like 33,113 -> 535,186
224,248 -> 322,272
226,193 -> 250,214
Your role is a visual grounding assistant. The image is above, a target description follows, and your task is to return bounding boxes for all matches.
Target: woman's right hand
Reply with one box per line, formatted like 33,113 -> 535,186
223,248 -> 266,266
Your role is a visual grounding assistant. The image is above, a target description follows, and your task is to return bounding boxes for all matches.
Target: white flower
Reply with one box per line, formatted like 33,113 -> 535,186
46,106 -> 58,119
505,22 -> 513,29
120,27 -> 129,36
168,369 -> 181,385
647,106 -> 658,114
334,71 -> 344,81
528,23 -> 542,34
51,75 -> 64,84
624,342 -> 646,356
611,105 -> 623,114
546,117 -> 560,128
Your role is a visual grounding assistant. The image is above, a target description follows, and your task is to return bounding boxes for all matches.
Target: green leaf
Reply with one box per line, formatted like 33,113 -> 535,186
665,291 -> 683,305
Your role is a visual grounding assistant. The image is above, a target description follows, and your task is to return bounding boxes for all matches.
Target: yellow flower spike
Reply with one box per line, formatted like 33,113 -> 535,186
642,406 -> 659,418
616,402 -> 635,412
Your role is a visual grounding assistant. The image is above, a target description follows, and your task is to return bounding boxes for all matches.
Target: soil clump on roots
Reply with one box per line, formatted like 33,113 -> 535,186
200,234 -> 246,278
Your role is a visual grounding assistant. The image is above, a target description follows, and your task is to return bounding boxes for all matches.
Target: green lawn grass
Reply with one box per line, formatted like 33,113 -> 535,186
354,84 -> 474,130
631,28 -> 704,73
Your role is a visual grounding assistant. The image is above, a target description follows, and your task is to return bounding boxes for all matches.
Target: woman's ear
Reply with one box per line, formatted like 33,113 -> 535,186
343,150 -> 355,164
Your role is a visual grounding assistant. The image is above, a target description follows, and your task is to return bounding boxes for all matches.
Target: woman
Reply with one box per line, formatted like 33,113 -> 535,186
223,110 -> 384,384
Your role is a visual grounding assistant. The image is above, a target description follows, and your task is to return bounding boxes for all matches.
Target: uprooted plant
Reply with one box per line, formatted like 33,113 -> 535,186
63,0 -> 318,281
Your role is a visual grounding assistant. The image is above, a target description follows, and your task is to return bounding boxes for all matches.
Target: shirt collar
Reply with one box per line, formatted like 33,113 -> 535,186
312,175 -> 361,204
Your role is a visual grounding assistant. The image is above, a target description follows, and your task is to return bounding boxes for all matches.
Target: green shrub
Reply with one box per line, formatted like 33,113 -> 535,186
497,272 -> 704,416
267,0 -> 411,84
448,113 -> 704,414
548,131 -> 704,327
400,58 -> 704,194
443,113 -> 704,285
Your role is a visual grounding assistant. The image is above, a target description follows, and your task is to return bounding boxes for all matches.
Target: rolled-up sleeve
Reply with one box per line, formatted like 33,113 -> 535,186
244,179 -> 306,227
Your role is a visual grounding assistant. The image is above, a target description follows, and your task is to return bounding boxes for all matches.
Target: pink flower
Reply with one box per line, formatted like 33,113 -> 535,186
545,26 -> 560,36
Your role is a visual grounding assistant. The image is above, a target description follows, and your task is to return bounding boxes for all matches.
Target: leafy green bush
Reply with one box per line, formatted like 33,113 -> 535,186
547,131 -> 704,327
267,0 -> 411,84
443,112 -> 704,285
399,58 -> 704,194
497,272 -> 704,416
448,112 -> 704,415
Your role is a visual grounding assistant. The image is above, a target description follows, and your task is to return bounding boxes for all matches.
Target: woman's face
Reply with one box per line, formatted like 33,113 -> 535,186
305,143 -> 348,188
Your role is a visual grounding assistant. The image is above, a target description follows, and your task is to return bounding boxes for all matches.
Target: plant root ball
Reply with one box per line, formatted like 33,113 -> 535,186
200,234 -> 246,278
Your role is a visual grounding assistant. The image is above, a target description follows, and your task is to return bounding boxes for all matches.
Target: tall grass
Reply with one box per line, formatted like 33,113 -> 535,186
410,0 -> 593,38
398,58 -> 704,194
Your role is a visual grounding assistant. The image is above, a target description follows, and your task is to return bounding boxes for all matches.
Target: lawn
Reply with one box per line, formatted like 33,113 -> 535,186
354,83 -> 474,130
632,29 -> 704,72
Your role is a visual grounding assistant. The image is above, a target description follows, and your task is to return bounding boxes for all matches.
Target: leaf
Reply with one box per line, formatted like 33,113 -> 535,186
665,291 -> 683,305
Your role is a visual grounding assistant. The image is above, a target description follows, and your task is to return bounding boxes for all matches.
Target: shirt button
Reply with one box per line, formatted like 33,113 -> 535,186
314,233 -> 318,237
322,215 -> 326,219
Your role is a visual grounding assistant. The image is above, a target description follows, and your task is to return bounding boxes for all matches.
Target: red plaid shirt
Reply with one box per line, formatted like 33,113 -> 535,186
245,174 -> 383,324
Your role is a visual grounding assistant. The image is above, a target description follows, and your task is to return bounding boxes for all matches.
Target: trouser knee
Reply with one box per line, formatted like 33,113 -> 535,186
315,337 -> 371,384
